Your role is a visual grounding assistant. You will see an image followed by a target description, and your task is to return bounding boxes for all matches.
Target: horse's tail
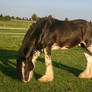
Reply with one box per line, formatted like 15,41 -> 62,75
18,16 -> 54,58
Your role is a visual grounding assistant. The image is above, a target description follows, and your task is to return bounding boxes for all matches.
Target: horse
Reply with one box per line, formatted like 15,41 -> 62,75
16,16 -> 92,83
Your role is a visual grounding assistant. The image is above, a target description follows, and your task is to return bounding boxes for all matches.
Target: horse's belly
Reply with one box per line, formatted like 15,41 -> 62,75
51,43 -> 68,50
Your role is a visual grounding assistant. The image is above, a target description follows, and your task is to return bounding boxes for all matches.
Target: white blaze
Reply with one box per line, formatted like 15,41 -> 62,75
21,62 -> 25,80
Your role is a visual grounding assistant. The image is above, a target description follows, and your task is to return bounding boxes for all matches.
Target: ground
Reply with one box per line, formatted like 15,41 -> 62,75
0,20 -> 92,92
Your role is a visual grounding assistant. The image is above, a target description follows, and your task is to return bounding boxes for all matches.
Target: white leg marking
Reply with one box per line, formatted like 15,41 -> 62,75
79,46 -> 92,78
38,48 -> 54,82
22,62 -> 25,81
27,71 -> 33,82
28,51 -> 41,81
32,51 -> 41,66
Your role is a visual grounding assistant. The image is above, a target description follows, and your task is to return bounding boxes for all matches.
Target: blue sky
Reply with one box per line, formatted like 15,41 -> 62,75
0,0 -> 92,20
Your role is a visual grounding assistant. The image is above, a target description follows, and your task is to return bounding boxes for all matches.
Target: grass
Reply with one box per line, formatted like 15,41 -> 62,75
0,29 -> 27,33
0,21 -> 92,92
0,20 -> 32,28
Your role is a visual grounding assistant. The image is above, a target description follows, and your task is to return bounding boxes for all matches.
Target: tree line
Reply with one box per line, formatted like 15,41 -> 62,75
0,13 -> 69,21
0,13 -> 39,21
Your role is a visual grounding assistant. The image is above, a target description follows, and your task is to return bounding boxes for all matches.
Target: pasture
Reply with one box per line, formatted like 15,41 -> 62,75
0,20 -> 92,92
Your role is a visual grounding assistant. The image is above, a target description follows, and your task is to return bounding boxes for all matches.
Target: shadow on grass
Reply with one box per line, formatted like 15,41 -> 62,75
34,72 -> 42,80
37,57 -> 82,77
0,49 -> 42,80
0,49 -> 17,80
0,49 -> 82,80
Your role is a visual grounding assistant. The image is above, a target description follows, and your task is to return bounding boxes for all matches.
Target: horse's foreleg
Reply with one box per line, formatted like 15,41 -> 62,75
79,46 -> 92,78
38,48 -> 54,82
32,51 -> 41,66
28,51 -> 41,81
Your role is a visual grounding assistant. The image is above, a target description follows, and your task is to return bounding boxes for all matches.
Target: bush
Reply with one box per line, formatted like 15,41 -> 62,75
0,15 -> 11,21
31,13 -> 38,21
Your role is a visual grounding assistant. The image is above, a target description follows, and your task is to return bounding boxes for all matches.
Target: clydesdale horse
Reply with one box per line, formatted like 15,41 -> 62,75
17,17 -> 92,83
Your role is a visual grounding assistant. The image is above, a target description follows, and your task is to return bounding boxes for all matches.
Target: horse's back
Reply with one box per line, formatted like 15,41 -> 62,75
43,19 -> 92,48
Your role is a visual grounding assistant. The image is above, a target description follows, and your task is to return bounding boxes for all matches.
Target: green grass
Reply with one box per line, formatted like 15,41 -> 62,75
0,22 -> 92,92
0,20 -> 32,28
0,29 -> 27,33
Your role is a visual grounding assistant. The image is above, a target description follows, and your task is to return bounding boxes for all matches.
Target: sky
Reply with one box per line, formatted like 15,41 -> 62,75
0,0 -> 92,20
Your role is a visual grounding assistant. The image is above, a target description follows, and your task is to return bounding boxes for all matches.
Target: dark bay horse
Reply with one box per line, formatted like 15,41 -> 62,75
17,17 -> 92,83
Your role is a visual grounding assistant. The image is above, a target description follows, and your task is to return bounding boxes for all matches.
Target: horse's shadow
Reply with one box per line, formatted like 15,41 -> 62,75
0,49 -> 17,79
0,49 -> 82,80
37,57 -> 82,78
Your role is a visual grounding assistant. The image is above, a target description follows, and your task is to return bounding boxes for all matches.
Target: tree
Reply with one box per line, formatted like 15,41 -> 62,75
0,14 -> 11,21
90,20 -> 92,24
4,16 -> 11,21
11,16 -> 15,19
0,14 -> 3,17
65,17 -> 69,21
29,18 -> 31,21
48,14 -> 53,18
31,13 -> 38,21
16,16 -> 21,20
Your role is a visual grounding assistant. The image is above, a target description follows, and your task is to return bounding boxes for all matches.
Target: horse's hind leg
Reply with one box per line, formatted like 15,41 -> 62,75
38,47 -> 54,82
79,46 -> 92,78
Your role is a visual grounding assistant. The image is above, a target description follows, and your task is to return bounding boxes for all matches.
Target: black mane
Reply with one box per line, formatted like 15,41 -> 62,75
18,16 -> 55,58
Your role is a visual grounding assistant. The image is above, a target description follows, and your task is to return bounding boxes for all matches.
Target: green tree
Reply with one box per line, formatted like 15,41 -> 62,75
11,16 -> 15,19
29,18 -> 31,21
48,14 -> 53,18
65,17 -> 69,21
16,16 -> 21,20
90,20 -> 92,24
31,13 -> 38,21
4,16 -> 11,21
0,14 -> 3,17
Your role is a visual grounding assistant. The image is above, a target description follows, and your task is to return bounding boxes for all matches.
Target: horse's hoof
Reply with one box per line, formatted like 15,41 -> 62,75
38,75 -> 53,82
78,72 -> 91,79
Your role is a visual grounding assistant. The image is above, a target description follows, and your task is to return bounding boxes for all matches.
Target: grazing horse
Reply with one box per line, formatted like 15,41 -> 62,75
17,17 -> 92,83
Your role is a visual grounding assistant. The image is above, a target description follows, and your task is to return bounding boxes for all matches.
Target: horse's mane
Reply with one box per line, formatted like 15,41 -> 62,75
18,16 -> 55,58
23,16 -> 54,43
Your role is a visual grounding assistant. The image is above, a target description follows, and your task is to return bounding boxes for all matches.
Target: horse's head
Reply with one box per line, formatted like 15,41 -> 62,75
16,56 -> 34,83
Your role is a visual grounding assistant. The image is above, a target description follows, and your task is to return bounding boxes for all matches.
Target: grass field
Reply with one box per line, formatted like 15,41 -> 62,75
0,20 -> 92,92
0,20 -> 32,28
